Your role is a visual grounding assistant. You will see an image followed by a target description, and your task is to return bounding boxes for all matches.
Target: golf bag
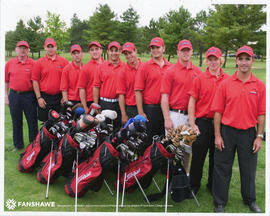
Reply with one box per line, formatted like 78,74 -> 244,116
37,133 -> 80,184
118,142 -> 174,192
17,126 -> 57,173
65,141 -> 120,197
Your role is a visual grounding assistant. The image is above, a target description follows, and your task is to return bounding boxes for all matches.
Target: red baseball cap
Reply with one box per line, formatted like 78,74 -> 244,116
206,47 -> 222,58
44,38 -> 56,47
88,41 -> 102,49
236,45 -> 254,57
70,44 -> 82,53
178,39 -> 192,50
122,42 -> 136,53
108,41 -> 121,50
16,41 -> 29,48
148,37 -> 164,48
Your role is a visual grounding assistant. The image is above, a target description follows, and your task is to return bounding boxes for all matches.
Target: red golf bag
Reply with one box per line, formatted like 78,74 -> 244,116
17,127 -> 57,173
37,133 -> 79,184
65,141 -> 119,197
118,142 -> 174,192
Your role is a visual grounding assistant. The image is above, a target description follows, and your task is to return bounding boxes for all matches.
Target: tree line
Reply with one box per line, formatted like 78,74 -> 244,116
5,4 -> 266,67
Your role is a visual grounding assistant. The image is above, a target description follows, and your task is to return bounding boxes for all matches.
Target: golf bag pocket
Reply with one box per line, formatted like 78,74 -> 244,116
170,161 -> 191,202
37,134 -> 79,184
119,142 -> 174,192
65,141 -> 120,197
18,127 -> 56,173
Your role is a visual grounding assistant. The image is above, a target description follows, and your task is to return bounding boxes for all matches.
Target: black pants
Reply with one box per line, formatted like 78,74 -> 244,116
99,100 -> 121,132
143,104 -> 164,146
189,118 -> 215,192
38,92 -> 62,122
126,105 -> 138,119
213,124 -> 257,206
9,90 -> 38,148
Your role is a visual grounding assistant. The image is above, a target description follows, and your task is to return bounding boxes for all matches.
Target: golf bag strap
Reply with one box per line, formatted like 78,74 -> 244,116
156,142 -> 174,158
67,134 -> 80,149
42,127 -> 57,139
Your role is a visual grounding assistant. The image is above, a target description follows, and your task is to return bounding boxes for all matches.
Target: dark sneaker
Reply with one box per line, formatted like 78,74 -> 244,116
248,202 -> 261,213
214,205 -> 225,213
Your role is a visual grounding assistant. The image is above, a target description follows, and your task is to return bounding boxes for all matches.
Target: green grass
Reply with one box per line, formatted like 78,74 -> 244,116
4,53 -> 266,213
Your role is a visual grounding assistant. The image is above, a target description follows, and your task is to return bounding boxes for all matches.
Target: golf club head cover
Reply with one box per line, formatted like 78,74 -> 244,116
101,110 -> 117,120
75,114 -> 99,132
88,103 -> 101,116
74,107 -> 85,120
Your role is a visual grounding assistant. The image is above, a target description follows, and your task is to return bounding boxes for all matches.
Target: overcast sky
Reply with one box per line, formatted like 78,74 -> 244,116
2,0 -> 268,32
3,0 -> 216,32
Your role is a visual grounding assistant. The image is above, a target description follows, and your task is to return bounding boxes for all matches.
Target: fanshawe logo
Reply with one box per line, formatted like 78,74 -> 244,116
6,199 -> 17,210
78,171 -> 92,183
6,199 -> 55,209
26,151 -> 35,163
57,65 -> 63,69
126,168 -> 141,181
25,68 -> 31,72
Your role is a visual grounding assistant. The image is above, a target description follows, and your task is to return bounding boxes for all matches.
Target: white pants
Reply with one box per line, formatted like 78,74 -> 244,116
167,110 -> 191,173
170,111 -> 189,127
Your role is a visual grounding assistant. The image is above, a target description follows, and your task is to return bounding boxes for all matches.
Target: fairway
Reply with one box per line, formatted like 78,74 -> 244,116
4,54 -> 266,213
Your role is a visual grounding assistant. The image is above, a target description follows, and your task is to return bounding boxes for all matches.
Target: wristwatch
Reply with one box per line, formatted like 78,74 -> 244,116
257,134 -> 264,139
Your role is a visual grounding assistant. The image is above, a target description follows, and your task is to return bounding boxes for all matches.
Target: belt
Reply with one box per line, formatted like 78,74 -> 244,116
144,104 -> 160,108
100,97 -> 118,103
10,89 -> 33,94
170,108 -> 188,115
198,117 -> 213,123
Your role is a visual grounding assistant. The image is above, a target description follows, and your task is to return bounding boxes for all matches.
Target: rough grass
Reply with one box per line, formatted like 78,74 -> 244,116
4,53 -> 266,213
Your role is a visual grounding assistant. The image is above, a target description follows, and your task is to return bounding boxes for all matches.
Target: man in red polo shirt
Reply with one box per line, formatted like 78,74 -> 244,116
5,41 -> 38,151
161,39 -> 202,173
135,37 -> 171,145
211,46 -> 265,213
32,38 -> 69,122
188,47 -> 229,196
93,41 -> 124,131
77,41 -> 103,113
117,42 -> 142,125
60,44 -> 83,105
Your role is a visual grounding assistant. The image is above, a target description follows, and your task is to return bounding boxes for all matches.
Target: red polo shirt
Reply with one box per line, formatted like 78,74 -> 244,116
117,59 -> 142,106
60,61 -> 83,101
211,71 -> 266,129
5,57 -> 35,91
93,59 -> 125,99
189,68 -> 229,118
77,58 -> 103,102
31,55 -> 69,95
135,58 -> 171,104
161,60 -> 202,110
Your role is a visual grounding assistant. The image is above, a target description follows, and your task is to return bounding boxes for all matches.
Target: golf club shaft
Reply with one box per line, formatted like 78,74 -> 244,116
45,141 -> 54,199
116,159 -> 120,212
75,150 -> 79,212
121,172 -> 127,208
165,159 -> 169,213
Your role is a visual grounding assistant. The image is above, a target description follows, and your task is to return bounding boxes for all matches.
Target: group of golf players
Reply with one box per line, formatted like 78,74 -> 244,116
5,36 -> 265,213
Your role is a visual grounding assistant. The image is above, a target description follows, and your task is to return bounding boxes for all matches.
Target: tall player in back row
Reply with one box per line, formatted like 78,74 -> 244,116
135,37 -> 171,145
32,38 -> 69,122
161,39 -> 202,174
